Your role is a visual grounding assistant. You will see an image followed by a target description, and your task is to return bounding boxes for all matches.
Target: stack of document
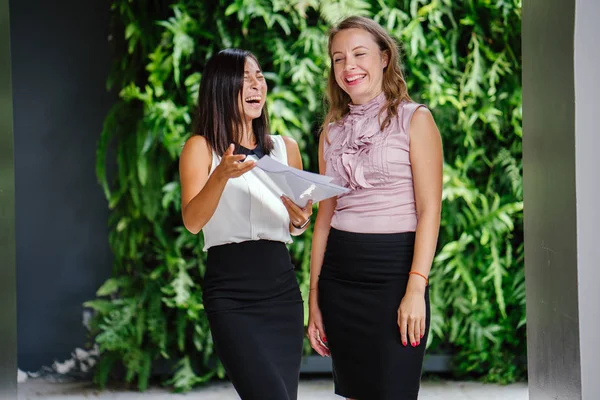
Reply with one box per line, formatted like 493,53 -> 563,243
255,156 -> 350,208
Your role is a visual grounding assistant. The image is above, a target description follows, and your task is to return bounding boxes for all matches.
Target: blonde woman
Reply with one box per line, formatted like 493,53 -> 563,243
307,17 -> 443,400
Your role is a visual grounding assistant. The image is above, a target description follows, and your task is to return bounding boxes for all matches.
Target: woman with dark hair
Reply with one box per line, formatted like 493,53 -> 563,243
179,48 -> 311,400
307,16 -> 443,400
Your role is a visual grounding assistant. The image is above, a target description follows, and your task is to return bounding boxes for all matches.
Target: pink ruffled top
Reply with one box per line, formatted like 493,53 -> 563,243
323,92 -> 425,233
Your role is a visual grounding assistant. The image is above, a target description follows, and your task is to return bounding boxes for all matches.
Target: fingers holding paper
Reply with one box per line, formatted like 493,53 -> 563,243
254,156 -> 350,206
281,196 -> 313,229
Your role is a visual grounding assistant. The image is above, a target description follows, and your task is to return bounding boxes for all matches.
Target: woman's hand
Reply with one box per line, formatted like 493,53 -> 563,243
214,144 -> 255,181
308,296 -> 330,357
281,196 -> 313,229
397,289 -> 426,348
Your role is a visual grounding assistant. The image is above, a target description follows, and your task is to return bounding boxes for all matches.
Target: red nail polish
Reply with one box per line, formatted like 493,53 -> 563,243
402,341 -> 407,346
411,342 -> 416,347
322,336 -> 327,343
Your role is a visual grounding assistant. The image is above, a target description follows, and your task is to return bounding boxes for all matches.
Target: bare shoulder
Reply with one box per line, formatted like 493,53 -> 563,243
319,130 -> 327,148
281,135 -> 299,152
280,135 -> 302,169
180,135 -> 212,171
182,135 -> 210,157
183,134 -> 209,151
409,106 -> 440,138
411,106 -> 436,125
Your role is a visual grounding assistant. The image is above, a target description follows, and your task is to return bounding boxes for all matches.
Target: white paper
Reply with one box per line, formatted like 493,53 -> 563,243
255,156 -> 350,207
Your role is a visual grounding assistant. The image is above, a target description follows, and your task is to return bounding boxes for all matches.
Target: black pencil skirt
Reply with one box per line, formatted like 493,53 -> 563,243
203,240 -> 304,400
319,228 -> 430,400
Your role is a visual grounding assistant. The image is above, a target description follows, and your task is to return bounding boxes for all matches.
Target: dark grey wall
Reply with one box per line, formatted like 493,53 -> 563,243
0,0 -> 17,397
574,1 -> 600,398
522,0 -> 581,399
9,0 -> 114,370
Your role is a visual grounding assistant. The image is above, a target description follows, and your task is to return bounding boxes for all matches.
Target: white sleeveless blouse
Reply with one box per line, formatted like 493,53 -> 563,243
202,135 -> 292,251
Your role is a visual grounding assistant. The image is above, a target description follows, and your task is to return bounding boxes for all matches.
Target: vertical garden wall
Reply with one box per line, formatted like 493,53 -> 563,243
87,0 -> 524,391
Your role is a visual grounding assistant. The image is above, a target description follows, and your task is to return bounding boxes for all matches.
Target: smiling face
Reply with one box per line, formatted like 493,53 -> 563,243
330,28 -> 389,105
239,56 -> 267,124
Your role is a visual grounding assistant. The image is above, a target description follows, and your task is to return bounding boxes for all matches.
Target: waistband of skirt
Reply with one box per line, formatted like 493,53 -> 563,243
206,239 -> 291,275
328,227 -> 416,244
208,239 -> 287,255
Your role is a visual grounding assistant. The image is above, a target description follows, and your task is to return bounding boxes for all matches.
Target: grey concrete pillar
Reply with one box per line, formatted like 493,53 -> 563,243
0,0 -> 17,398
523,0 -> 600,399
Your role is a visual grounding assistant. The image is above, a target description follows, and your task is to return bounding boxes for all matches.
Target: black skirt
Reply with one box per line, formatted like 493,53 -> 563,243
319,228 -> 430,400
203,240 -> 304,400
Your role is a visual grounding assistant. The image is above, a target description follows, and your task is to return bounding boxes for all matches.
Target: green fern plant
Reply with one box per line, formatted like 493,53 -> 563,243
88,0 -> 524,391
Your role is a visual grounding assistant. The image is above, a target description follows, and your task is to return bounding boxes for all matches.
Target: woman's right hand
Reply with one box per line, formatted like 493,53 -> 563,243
215,144 -> 255,181
308,296 -> 330,357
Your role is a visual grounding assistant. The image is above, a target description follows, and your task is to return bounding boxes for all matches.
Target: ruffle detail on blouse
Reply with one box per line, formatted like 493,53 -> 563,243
328,93 -> 386,190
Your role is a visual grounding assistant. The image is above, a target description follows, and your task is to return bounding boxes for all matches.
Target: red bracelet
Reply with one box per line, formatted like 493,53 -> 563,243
408,271 -> 429,286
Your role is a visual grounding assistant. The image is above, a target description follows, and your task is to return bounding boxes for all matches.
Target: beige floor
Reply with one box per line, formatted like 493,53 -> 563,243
18,378 -> 528,399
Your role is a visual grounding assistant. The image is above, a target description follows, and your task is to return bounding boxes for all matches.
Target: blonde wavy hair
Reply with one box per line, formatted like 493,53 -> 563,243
321,16 -> 411,137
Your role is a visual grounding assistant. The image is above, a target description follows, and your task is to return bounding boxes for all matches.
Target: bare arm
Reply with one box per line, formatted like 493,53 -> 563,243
407,107 -> 443,292
307,132 -> 335,356
310,133 -> 336,295
397,106 -> 443,348
179,136 -> 254,234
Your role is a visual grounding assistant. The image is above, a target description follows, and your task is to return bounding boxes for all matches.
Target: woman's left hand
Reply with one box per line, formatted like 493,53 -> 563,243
397,290 -> 426,348
281,196 -> 313,230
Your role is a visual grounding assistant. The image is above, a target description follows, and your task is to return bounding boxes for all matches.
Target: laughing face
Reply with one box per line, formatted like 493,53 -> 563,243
239,56 -> 267,123
330,28 -> 389,105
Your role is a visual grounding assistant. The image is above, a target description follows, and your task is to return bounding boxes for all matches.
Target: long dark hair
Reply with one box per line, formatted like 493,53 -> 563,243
193,48 -> 273,155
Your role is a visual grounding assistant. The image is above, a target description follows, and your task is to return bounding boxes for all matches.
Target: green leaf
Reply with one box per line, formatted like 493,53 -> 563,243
96,277 -> 131,297
137,352 -> 152,391
167,357 -> 213,392
83,300 -> 115,314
